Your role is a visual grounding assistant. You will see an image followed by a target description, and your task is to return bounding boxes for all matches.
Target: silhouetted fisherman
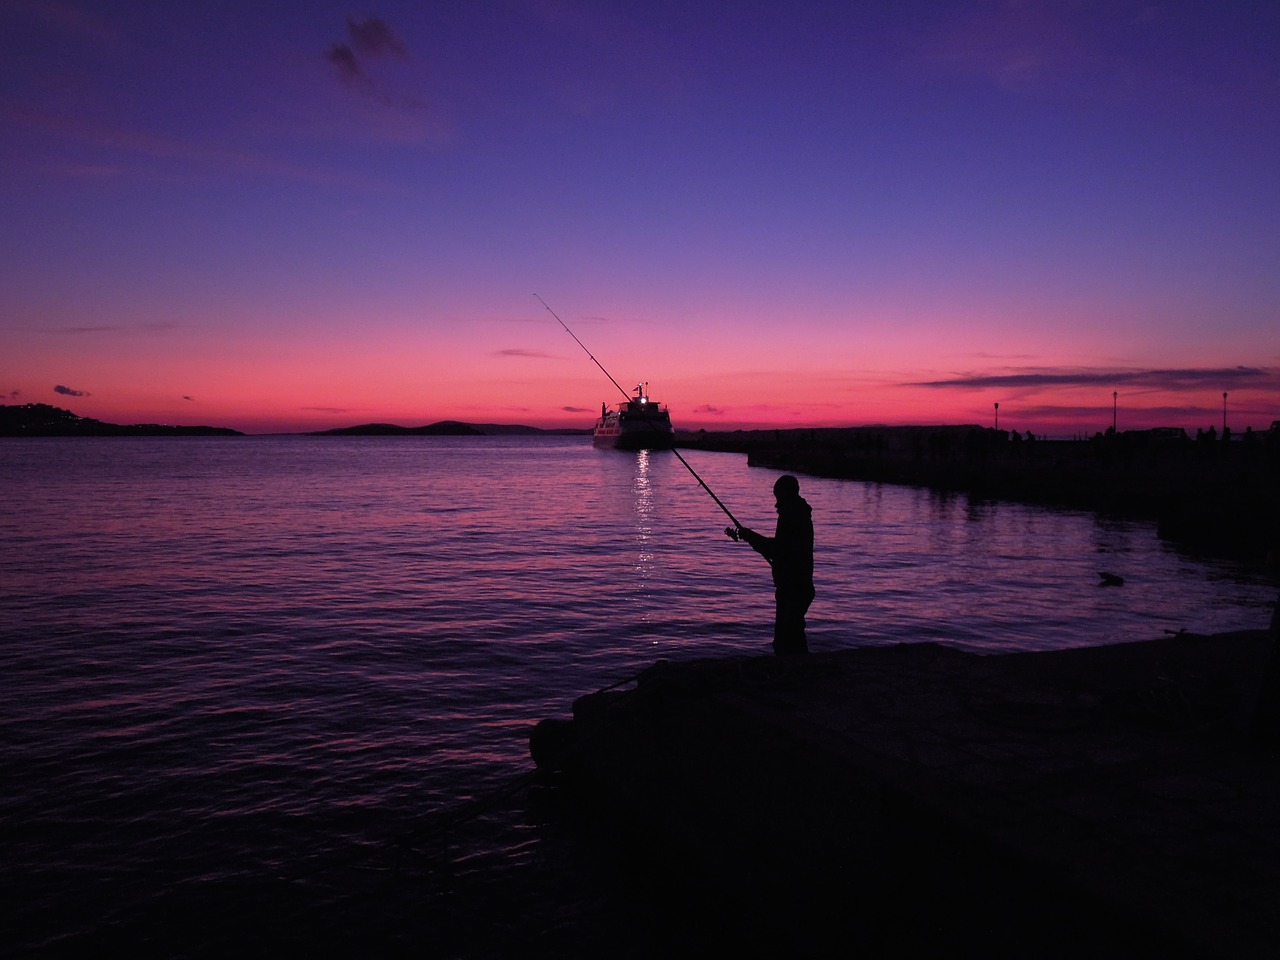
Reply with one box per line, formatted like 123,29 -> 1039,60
726,474 -> 815,656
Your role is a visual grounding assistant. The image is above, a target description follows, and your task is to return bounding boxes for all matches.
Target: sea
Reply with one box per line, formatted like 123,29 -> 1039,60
1,435 -> 1276,957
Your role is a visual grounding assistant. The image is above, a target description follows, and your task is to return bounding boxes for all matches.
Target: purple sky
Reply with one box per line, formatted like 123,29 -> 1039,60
3,1 -> 1278,434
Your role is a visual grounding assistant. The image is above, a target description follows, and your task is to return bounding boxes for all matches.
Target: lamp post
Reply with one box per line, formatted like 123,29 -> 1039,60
1223,392 -> 1228,434
1112,391 -> 1117,434
994,402 -> 999,430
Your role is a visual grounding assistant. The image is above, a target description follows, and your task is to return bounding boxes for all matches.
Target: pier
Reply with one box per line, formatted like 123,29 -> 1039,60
676,425 -> 1280,561
533,627 -> 1280,956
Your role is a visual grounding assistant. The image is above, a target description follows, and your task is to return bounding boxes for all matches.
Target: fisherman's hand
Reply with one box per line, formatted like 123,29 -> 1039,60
724,526 -> 741,541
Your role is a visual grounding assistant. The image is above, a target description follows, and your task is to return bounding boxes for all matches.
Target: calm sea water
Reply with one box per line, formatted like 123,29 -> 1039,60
1,436 -> 1275,956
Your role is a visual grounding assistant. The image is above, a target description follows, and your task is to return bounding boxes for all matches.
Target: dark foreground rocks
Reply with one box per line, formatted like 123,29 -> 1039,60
534,629 -> 1280,957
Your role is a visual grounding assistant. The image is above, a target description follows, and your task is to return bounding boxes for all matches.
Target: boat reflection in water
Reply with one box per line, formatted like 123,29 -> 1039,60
593,382 -> 676,450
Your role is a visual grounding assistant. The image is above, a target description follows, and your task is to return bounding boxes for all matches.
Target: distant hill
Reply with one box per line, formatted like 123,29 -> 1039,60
0,404 -> 589,438
0,404 -> 243,437
314,421 -> 482,436
314,421 -> 589,436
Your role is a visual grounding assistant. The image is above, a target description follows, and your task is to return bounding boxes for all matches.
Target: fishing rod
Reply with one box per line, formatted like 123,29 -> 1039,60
535,294 -> 745,530
535,294 -> 630,404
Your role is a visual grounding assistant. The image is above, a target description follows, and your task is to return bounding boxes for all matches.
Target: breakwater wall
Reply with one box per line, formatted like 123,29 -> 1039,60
676,425 -> 1280,561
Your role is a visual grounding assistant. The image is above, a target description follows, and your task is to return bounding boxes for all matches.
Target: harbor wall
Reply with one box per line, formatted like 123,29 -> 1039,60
676,425 -> 1280,561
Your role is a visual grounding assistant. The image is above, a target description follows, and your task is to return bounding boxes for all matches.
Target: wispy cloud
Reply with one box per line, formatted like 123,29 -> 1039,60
9,0 -> 124,50
561,405 -> 591,413
326,16 -> 410,99
54,384 -> 90,397
908,366 -> 1275,391
3,98 -> 374,187
4,389 -> 21,400
326,43 -> 361,83
988,401 -> 1276,434
916,3 -> 1277,111
528,2 -> 685,113
1013,403 -> 1235,421
496,348 -> 554,359
347,17 -> 407,59
49,321 -> 177,334
693,404 -> 726,416
917,3 -> 1096,95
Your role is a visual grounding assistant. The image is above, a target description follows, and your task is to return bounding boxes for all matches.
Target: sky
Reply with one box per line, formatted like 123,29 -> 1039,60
2,0 -> 1278,435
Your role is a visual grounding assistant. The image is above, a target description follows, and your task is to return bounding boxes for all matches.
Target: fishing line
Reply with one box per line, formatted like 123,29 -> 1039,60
535,294 -> 630,403
535,294 -> 744,529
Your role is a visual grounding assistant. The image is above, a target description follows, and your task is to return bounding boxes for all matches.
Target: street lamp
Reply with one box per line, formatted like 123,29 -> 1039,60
1112,391 -> 1117,434
994,402 -> 999,430
1223,392 -> 1228,434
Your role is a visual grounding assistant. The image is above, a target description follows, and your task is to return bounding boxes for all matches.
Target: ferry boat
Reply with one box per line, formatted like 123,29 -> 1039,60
593,383 -> 676,450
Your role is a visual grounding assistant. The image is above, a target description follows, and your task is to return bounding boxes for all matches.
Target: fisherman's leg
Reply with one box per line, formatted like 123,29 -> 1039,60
773,590 -> 810,656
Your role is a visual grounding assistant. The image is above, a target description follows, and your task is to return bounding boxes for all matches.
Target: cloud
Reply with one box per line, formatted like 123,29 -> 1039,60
908,367 -> 1275,391
183,395 -> 194,401
919,4 -> 1086,94
496,348 -> 554,359
1013,403 -> 1226,421
4,101 -> 379,187
9,0 -> 124,50
5,389 -> 21,400
347,17 -> 407,58
986,401 -> 1275,435
326,16 -> 407,89
302,406 -> 354,414
693,404 -> 726,415
54,384 -> 90,397
561,406 -> 591,413
326,42 -> 361,83
56,324 -> 118,333
916,2 -> 1277,113
51,321 -> 177,334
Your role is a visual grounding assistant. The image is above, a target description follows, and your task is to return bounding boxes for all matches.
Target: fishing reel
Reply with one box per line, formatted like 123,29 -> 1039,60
724,526 -> 741,541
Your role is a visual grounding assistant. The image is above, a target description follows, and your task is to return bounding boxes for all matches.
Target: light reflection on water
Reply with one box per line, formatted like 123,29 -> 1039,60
631,447 -> 655,587
0,435 -> 1275,949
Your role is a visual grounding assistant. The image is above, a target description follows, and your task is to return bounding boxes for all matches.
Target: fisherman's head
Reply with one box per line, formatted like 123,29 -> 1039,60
773,474 -> 800,506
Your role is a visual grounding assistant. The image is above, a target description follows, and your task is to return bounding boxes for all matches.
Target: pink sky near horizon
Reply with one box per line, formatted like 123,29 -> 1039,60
3,1 -> 1278,436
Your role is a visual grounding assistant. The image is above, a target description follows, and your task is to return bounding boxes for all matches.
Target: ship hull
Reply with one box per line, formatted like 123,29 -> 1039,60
593,428 -> 676,450
593,415 -> 676,450
591,384 -> 676,450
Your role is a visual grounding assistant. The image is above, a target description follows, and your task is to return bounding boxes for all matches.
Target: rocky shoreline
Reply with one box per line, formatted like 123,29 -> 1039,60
533,624 -> 1280,957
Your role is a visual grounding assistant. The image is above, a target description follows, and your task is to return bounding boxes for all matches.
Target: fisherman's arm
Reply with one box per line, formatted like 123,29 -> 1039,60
727,524 -> 773,559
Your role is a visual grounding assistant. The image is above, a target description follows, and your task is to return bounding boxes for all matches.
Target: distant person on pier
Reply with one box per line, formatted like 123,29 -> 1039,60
726,474 -> 815,656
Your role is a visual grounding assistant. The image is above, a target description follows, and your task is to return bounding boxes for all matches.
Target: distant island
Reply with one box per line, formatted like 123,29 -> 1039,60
312,421 -> 588,437
0,404 -> 591,438
0,404 -> 243,437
